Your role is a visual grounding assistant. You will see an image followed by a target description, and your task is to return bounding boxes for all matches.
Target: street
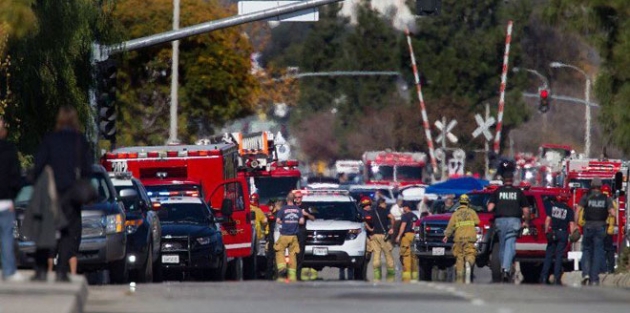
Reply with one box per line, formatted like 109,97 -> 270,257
86,279 -> 630,313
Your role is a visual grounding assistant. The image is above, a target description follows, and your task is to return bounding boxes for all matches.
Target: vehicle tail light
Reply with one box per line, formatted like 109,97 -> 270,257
167,151 -> 178,157
147,152 -> 159,158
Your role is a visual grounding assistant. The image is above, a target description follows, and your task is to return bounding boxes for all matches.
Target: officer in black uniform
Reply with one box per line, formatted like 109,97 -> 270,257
577,178 -> 615,286
293,190 -> 315,281
487,172 -> 530,283
540,194 -> 576,285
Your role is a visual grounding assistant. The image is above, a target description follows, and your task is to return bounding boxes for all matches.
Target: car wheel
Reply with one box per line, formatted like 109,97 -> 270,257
353,261 -> 367,281
227,257 -> 244,281
153,250 -> 163,283
208,252 -> 227,282
138,243 -> 154,283
109,258 -> 129,284
418,260 -> 433,281
490,241 -> 502,283
243,244 -> 258,280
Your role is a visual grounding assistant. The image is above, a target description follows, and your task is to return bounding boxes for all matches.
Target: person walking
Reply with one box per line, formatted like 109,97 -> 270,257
601,184 -> 617,274
32,106 -> 92,282
390,195 -> 404,245
396,201 -> 418,283
0,119 -> 25,282
577,178 -> 615,286
370,198 -> 396,282
274,192 -> 304,282
487,172 -> 530,283
293,190 -> 314,281
539,194 -> 576,285
442,194 -> 479,284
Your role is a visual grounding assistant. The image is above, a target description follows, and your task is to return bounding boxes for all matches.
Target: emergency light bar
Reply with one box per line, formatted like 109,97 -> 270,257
301,190 -> 350,196
108,172 -> 133,180
147,190 -> 200,198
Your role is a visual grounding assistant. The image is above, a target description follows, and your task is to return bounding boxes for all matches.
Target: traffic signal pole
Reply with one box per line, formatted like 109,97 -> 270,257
89,0 -> 344,146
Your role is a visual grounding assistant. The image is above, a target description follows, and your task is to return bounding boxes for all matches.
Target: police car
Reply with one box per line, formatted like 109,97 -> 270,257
154,196 -> 226,281
276,190 -> 367,280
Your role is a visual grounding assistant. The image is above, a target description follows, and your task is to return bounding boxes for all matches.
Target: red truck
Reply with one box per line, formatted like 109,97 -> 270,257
362,151 -> 426,187
102,143 -> 257,280
414,184 -> 568,283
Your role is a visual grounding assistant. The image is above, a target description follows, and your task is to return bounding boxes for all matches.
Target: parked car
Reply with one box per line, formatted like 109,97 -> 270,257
109,172 -> 162,283
155,196 -> 226,281
348,185 -> 398,205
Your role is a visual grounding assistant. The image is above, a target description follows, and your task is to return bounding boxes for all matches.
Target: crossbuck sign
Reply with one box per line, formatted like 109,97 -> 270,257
435,119 -> 458,144
472,114 -> 496,141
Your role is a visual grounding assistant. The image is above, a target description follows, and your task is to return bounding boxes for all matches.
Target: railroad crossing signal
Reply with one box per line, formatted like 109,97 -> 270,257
435,118 -> 458,145
448,158 -> 464,176
472,113 -> 495,141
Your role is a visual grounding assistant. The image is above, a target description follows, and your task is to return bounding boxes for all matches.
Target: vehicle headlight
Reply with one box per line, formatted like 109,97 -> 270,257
124,219 -> 144,234
475,226 -> 483,242
104,214 -> 124,234
196,237 -> 211,245
525,171 -> 533,180
346,228 -> 362,240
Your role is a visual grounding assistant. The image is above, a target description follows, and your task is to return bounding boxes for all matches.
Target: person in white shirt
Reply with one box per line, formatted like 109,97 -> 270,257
390,196 -> 404,245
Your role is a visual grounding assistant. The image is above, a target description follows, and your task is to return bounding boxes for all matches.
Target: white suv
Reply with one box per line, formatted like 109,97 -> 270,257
276,190 -> 367,279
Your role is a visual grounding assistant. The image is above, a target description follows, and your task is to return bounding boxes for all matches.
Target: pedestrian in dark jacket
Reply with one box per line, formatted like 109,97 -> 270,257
0,119 -> 24,281
32,106 -> 92,282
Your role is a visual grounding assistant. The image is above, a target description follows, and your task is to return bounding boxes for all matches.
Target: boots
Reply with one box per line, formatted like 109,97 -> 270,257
31,268 -> 47,282
464,262 -> 472,284
287,268 -> 297,282
373,267 -> 382,281
386,268 -> 395,283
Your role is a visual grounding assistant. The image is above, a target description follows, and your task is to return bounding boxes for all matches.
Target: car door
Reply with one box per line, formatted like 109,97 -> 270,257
136,181 -> 161,261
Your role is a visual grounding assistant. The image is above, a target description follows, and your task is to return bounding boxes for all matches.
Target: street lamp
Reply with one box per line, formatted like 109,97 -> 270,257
550,62 -> 592,157
513,67 -> 549,89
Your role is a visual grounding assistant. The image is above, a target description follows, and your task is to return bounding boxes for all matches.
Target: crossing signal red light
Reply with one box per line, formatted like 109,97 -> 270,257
538,88 -> 550,113
540,89 -> 549,99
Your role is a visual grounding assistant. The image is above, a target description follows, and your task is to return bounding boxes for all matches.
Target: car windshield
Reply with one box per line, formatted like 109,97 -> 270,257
15,185 -> 33,205
447,194 -> 491,213
368,165 -> 394,181
569,179 -> 614,189
114,186 -> 141,212
302,201 -> 359,222
396,166 -> 423,182
157,203 -> 209,224
254,176 -> 299,204
349,189 -> 391,203
145,184 -> 201,198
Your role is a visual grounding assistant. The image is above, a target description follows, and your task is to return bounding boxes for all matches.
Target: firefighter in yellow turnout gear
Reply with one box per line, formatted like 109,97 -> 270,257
275,192 -> 304,282
368,199 -> 396,282
442,194 -> 480,284
396,202 -> 419,283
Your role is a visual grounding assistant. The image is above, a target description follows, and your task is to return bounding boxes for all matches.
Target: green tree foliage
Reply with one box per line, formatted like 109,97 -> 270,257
112,0 -> 258,146
0,0 -> 37,39
5,0 -> 117,153
545,0 -> 630,153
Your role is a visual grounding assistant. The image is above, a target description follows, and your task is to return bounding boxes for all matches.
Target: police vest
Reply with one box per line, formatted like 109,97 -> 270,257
584,193 -> 608,222
494,186 -> 523,218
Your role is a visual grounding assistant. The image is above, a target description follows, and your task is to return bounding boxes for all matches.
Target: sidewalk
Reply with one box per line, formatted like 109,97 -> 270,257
0,271 -> 88,313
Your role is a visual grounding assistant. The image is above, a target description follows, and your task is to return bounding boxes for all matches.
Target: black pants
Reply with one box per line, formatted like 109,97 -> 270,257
296,227 -> 307,280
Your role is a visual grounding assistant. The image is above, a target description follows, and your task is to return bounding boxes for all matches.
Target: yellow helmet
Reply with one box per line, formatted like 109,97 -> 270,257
459,194 -> 470,205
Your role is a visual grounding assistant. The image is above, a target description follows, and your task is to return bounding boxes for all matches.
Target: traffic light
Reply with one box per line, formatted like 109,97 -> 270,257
96,60 -> 117,142
538,88 -> 550,113
416,0 -> 441,16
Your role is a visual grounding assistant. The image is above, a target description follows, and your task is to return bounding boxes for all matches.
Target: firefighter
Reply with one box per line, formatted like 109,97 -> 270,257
600,184 -> 617,274
360,197 -> 374,265
576,177 -> 615,286
487,172 -> 530,283
370,198 -> 396,282
250,193 -> 268,243
442,194 -> 480,284
396,201 -> 419,283
274,192 -> 304,282
265,199 -> 282,280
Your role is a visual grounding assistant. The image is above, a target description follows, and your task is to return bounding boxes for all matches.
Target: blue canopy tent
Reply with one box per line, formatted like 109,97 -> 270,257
425,177 -> 489,196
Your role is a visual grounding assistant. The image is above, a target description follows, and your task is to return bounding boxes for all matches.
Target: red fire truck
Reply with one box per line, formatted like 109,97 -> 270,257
362,151 -> 426,187
101,144 -> 257,280
562,158 -> 628,260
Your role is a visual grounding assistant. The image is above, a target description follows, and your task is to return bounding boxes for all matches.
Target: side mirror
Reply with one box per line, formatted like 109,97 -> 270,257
221,199 -> 234,217
119,188 -> 139,200
215,216 -> 228,223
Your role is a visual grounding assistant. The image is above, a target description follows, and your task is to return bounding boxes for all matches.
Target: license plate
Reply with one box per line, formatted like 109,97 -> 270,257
432,247 -> 445,256
313,247 -> 328,256
162,255 -> 180,264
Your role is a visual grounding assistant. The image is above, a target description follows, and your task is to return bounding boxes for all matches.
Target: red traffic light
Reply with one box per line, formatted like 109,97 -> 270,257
540,89 -> 549,99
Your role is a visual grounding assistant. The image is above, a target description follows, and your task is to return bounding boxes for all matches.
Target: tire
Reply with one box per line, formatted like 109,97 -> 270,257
243,246 -> 258,280
137,244 -> 154,283
227,257 -> 243,281
353,261 -> 367,281
109,258 -> 129,284
418,260 -> 433,281
490,241 -> 502,283
208,252 -> 227,282
520,263 -> 541,284
153,248 -> 163,283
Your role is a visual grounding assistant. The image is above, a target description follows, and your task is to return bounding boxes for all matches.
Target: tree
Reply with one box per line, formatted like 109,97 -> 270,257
6,0 -> 117,154
544,0 -> 630,154
112,0 -> 258,146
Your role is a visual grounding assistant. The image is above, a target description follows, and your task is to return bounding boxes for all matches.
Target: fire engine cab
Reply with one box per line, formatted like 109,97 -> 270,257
362,151 -> 426,187
101,144 -> 257,280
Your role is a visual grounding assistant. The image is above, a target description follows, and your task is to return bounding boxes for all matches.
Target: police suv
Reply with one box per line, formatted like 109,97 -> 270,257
277,190 -> 367,280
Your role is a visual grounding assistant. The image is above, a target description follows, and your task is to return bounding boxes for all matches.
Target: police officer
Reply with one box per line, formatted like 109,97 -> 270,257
275,192 -> 304,282
540,194 -> 576,285
442,194 -> 480,284
601,184 -> 617,274
293,190 -> 315,281
370,198 -> 396,282
487,172 -> 530,283
577,177 -> 615,286
396,201 -> 418,283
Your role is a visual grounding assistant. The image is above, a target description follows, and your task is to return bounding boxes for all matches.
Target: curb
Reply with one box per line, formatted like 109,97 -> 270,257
0,271 -> 88,313
562,271 -> 630,288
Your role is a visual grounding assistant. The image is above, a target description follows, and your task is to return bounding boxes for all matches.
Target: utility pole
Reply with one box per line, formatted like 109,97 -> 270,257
485,104 -> 490,180
169,0 -> 180,144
